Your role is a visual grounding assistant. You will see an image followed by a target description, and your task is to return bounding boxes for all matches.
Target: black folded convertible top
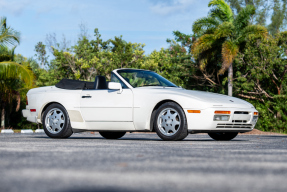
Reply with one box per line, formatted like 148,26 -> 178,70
55,79 -> 94,90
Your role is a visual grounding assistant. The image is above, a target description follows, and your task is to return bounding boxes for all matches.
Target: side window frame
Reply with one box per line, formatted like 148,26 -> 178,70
110,72 -> 129,89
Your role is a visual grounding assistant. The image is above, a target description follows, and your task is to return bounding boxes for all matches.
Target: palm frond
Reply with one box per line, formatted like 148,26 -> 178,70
0,16 -> 20,48
208,0 -> 233,22
219,40 -> 238,75
191,34 -> 216,59
199,58 -> 208,71
214,21 -> 234,39
233,5 -> 256,31
0,29 -> 20,48
193,17 -> 220,35
238,25 -> 268,43
0,61 -> 34,87
0,17 -> 6,29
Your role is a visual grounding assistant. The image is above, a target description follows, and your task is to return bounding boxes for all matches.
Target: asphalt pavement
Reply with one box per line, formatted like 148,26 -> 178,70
0,132 -> 287,192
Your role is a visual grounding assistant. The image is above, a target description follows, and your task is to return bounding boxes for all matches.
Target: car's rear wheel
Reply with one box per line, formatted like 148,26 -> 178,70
154,102 -> 188,141
99,132 -> 126,139
208,132 -> 238,141
42,103 -> 73,138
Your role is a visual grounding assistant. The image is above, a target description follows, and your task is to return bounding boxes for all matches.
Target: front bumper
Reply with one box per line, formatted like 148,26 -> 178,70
184,107 -> 258,133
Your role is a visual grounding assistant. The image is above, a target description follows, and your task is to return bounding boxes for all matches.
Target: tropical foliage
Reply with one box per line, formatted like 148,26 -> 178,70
0,17 -> 34,129
37,28 -> 192,88
191,0 -> 268,96
233,31 -> 287,132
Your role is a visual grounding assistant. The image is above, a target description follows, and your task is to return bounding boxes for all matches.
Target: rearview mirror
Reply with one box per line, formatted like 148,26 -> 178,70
108,82 -> 123,94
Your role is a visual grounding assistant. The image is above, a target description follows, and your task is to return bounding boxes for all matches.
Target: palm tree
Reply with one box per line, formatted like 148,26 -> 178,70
0,61 -> 34,86
191,0 -> 268,96
0,17 -> 34,129
0,61 -> 34,128
0,17 -> 20,48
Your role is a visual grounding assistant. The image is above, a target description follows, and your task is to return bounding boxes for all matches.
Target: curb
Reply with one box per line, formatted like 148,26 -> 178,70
35,129 -> 45,133
0,129 -> 45,134
1,129 -> 14,133
21,129 -> 33,134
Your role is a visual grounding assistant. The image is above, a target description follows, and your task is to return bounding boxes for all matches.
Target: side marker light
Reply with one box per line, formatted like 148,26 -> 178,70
187,110 -> 201,113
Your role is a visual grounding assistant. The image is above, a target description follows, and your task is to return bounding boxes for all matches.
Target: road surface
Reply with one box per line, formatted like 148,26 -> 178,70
0,132 -> 287,192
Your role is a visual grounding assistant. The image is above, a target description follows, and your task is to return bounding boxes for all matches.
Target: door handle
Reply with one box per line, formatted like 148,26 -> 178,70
82,95 -> 92,98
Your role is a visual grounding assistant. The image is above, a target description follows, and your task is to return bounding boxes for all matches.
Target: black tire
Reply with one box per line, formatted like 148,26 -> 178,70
154,102 -> 188,141
99,132 -> 126,139
42,103 -> 73,138
208,132 -> 238,141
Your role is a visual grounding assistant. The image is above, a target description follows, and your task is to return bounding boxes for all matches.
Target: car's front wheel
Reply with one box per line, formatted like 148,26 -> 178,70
154,102 -> 188,141
208,132 -> 238,141
42,103 -> 73,138
99,132 -> 126,139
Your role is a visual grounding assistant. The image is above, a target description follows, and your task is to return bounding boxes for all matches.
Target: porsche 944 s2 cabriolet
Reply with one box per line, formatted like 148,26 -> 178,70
22,68 -> 258,141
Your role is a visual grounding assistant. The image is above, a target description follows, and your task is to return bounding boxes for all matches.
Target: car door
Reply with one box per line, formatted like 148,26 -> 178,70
80,76 -> 134,130
80,88 -> 133,122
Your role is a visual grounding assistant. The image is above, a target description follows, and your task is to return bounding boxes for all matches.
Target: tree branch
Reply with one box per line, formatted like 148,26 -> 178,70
200,69 -> 217,85
279,65 -> 287,93
238,94 -> 265,102
270,77 -> 280,95
255,80 -> 274,99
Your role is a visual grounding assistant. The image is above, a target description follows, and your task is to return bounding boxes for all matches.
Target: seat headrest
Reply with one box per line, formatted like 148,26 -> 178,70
94,76 -> 107,89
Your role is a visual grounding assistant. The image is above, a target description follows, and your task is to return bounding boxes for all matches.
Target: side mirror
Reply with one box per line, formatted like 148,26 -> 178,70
108,82 -> 123,94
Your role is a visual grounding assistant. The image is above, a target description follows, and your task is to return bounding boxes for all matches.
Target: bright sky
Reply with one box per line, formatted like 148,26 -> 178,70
0,0 -> 210,59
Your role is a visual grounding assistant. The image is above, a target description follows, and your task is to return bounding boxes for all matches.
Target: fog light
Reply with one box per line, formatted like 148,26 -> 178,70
214,116 -> 221,121
214,115 -> 230,121
221,115 -> 230,121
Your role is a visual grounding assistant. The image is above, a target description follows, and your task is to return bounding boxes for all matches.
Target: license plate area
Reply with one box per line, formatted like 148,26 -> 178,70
233,114 -> 251,122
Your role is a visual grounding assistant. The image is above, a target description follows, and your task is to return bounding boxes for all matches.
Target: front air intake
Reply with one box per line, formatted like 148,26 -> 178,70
232,120 -> 247,123
216,123 -> 253,129
234,111 -> 249,114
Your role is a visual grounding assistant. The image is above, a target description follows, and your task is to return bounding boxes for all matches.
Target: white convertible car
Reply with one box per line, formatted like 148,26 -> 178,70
22,68 -> 258,141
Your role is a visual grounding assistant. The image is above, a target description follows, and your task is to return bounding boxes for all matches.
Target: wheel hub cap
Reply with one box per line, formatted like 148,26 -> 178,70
157,108 -> 181,136
45,108 -> 65,134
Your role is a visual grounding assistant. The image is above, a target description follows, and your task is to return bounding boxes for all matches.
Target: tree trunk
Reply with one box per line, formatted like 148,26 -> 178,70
228,63 -> 233,96
1,106 -> 5,129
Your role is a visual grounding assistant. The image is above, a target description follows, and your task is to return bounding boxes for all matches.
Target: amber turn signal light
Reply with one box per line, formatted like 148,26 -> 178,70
254,112 -> 258,116
214,111 -> 231,114
187,110 -> 201,113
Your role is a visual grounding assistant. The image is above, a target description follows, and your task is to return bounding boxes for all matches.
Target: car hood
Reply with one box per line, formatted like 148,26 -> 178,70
137,87 -> 254,108
180,89 -> 253,107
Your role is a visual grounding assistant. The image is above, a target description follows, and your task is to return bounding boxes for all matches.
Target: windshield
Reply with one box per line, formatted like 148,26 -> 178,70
117,69 -> 178,88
